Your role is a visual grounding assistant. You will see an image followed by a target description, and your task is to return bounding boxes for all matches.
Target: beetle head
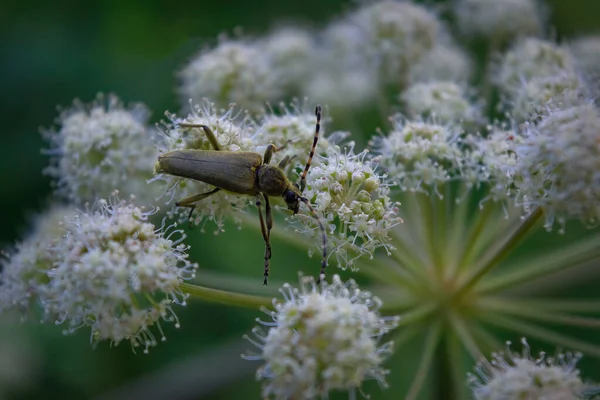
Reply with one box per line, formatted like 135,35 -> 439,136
283,184 -> 301,214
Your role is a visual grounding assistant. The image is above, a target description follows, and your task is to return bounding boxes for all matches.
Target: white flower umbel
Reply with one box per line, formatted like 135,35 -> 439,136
42,94 -> 159,206
569,35 -> 600,89
510,74 -> 585,122
180,39 -> 281,113
513,103 -> 600,231
296,145 -> 402,269
371,118 -> 464,195
259,28 -> 315,95
254,102 -> 337,164
401,81 -> 482,125
453,0 -> 544,42
243,274 -> 400,400
407,42 -> 473,84
494,38 -> 578,100
350,0 -> 442,86
468,338 -> 591,400
0,205 -> 72,314
43,198 -> 197,353
152,100 -> 256,230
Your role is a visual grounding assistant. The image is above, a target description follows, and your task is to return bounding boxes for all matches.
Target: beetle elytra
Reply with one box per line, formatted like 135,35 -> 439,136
154,106 -> 327,285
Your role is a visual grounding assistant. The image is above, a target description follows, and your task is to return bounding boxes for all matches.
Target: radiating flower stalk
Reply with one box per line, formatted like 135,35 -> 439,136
4,0 -> 600,399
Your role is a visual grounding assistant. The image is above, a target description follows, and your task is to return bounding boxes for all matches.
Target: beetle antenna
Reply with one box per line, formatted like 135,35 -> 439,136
299,196 -> 327,282
299,105 -> 322,194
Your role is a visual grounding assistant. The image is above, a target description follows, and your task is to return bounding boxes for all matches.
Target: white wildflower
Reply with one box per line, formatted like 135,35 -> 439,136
297,145 -> 402,268
453,0 -> 545,41
401,81 -> 482,124
152,100 -> 256,230
243,274 -> 400,400
0,205 -> 72,314
371,118 -> 464,194
42,94 -> 159,206
468,338 -> 590,400
43,198 -> 197,353
180,39 -> 282,113
513,103 -> 600,231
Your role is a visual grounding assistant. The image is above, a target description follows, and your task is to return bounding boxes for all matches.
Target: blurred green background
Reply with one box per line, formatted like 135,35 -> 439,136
2,0 -> 600,399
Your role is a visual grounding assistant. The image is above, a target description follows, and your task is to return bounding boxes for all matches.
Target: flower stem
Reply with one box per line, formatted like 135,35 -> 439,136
455,207 -> 543,298
181,282 -> 272,308
405,320 -> 441,400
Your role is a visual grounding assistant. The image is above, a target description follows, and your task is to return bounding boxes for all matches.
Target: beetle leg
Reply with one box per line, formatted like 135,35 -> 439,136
277,154 -> 299,171
256,195 -> 272,285
263,140 -> 293,165
176,187 -> 221,221
178,123 -> 221,151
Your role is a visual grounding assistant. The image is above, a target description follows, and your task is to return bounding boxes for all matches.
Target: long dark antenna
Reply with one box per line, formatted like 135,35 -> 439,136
300,197 -> 327,282
299,105 -> 322,193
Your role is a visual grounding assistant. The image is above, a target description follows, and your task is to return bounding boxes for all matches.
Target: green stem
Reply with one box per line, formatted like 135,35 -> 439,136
405,320 -> 442,400
457,201 -> 495,269
480,313 -> 600,358
455,207 -> 543,298
477,297 -> 600,328
181,282 -> 272,308
493,298 -> 600,314
389,303 -> 437,325
477,233 -> 600,294
448,312 -> 483,360
445,331 -> 468,400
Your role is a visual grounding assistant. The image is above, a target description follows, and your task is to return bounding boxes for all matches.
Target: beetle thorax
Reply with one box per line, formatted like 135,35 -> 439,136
256,165 -> 292,196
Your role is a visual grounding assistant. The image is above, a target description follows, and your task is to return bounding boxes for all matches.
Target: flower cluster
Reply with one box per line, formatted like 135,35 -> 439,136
453,0 -> 545,42
468,338 -> 592,400
296,145 -> 402,268
372,118 -> 465,194
1,198 -> 197,353
152,100 -> 257,230
42,94 -> 160,206
244,275 -> 400,400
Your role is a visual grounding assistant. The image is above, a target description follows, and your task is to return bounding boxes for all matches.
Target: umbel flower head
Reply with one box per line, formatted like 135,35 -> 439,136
453,0 -> 545,42
42,94 -> 160,206
468,338 -> 594,400
41,197 -> 197,353
345,0 -> 443,86
0,204 -> 72,314
295,145 -> 403,269
152,100 -> 257,230
512,102 -> 600,231
179,38 -> 282,113
243,274 -> 400,400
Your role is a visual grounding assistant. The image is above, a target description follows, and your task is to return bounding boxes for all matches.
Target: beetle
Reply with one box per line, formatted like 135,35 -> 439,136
154,106 -> 327,285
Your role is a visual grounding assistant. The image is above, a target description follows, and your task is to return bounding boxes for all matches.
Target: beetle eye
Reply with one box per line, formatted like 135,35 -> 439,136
284,190 -> 297,204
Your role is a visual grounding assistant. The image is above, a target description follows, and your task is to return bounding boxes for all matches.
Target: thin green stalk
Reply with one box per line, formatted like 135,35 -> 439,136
445,186 -> 471,277
456,201 -> 495,269
470,322 -> 503,352
448,312 -> 483,360
455,207 -> 543,298
405,320 -> 442,400
445,331 -> 469,400
181,282 -> 272,308
480,313 -> 600,358
476,233 -> 600,294
478,297 -> 600,328
360,257 -> 427,293
496,298 -> 600,314
389,302 -> 437,325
